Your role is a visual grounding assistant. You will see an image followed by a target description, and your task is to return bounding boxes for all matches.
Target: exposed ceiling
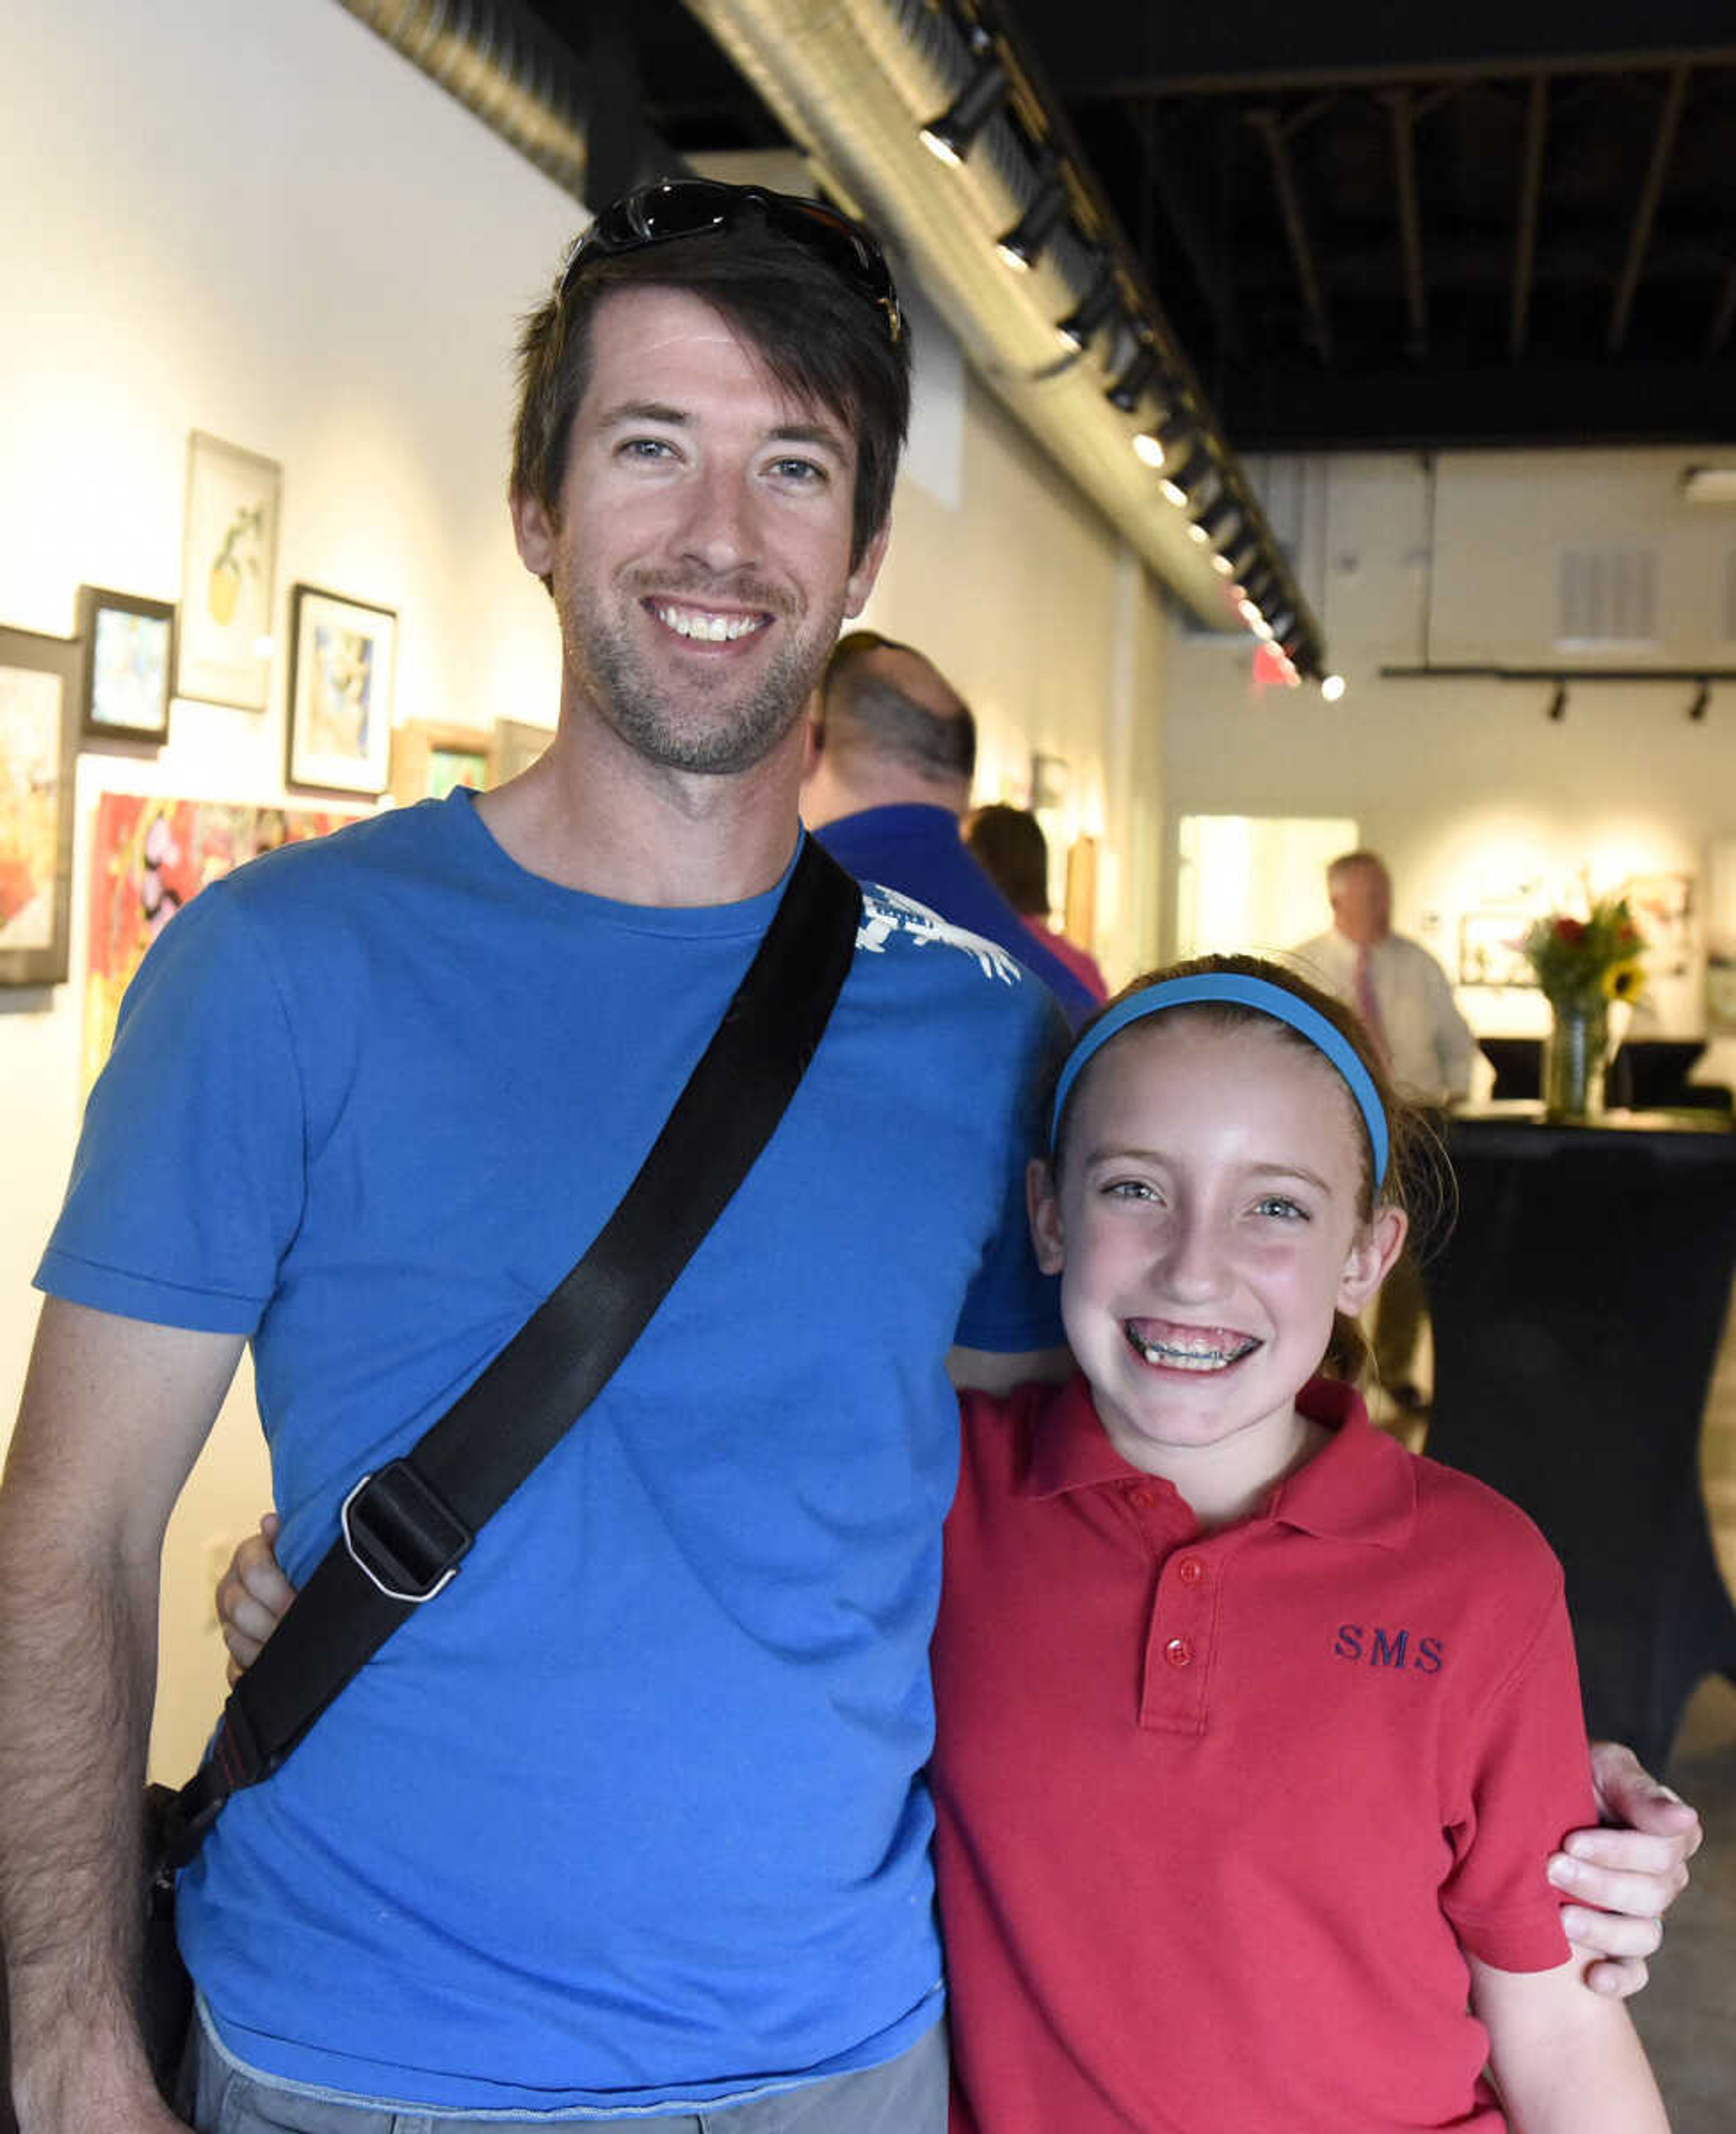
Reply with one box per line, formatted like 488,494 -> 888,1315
524,0 -> 1736,454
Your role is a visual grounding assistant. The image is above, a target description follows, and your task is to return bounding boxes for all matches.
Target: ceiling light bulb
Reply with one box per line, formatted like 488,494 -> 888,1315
995,171 -> 1068,273
1321,673 -> 1347,702
1105,344 -> 1159,414
1056,266 -> 1118,353
920,51 -> 1009,167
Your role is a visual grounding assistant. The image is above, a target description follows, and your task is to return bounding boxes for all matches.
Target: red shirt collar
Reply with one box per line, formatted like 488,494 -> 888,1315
1019,1370 -> 1416,1549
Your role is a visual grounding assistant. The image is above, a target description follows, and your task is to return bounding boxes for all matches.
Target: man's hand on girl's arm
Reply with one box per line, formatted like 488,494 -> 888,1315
1547,1739 -> 1703,1997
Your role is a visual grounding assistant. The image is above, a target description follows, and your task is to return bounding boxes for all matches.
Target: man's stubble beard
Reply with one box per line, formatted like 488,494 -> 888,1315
564,570 -> 844,778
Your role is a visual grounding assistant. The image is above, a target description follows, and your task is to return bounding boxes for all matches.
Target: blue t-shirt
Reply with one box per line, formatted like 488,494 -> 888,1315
815,804 -> 1101,1027
39,793 -> 1061,2114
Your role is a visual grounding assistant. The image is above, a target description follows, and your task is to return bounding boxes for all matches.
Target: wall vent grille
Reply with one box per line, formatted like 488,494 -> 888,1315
1556,548 -> 1658,649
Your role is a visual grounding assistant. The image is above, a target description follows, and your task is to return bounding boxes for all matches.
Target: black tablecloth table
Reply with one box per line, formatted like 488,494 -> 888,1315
1423,1107 -> 1736,1769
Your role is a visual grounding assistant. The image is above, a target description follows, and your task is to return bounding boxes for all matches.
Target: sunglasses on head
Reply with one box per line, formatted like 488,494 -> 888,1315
557,179 -> 904,345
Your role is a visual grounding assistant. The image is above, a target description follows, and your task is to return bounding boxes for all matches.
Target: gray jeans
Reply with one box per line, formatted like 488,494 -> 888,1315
187,2008 -> 948,2134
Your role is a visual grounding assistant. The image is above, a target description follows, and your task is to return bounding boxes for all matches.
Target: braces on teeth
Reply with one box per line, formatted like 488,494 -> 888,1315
1127,1327 -> 1258,1370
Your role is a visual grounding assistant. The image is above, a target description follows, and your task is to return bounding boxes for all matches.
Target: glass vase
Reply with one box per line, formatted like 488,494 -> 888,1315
1542,998 -> 1608,1121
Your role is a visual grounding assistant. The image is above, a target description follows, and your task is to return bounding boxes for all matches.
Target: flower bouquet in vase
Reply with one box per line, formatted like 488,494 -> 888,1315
1522,897 -> 1647,1120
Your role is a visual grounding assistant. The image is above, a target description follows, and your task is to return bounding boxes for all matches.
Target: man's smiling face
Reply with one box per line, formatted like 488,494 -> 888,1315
513,286 -> 888,780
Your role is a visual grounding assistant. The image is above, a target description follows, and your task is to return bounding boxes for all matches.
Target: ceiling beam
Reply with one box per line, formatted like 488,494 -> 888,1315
1509,73 -> 1548,358
1056,42 -> 1736,103
1247,105 -> 1332,361
1142,109 -> 1245,362
1380,88 -> 1427,358
1607,62 -> 1692,354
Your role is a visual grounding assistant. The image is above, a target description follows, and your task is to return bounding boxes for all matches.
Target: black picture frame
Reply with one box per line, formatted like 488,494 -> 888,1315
285,582 -> 397,797
0,624 -> 80,986
78,584 -> 176,744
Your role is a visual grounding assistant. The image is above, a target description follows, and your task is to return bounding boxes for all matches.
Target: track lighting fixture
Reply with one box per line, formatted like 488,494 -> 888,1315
1689,678 -> 1712,721
1105,341 -> 1160,414
1189,495 -> 1239,551
1131,413 -> 1189,471
995,169 -> 1068,273
1159,445 -> 1213,509
1224,534 -> 1260,585
920,42 -> 1009,168
1055,264 -> 1118,353
1547,679 -> 1568,722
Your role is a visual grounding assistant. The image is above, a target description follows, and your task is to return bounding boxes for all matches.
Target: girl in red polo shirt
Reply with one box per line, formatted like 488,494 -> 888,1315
932,954 -> 1667,2133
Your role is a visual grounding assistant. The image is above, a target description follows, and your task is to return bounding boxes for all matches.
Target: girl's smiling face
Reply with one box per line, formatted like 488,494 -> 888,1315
1030,1014 -> 1405,1494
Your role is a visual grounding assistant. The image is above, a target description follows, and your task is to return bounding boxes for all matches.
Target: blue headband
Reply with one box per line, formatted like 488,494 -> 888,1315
1047,972 -> 1390,1187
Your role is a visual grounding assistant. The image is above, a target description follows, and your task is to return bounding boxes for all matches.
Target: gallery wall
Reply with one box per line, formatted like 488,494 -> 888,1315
1165,446 -> 1736,1087
0,0 -> 1170,1773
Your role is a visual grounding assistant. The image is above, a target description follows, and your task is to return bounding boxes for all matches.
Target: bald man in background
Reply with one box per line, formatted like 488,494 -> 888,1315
803,631 -> 1099,1025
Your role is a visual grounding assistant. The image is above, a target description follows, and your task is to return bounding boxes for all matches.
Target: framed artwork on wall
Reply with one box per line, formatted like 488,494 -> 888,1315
0,624 -> 79,986
286,584 -> 396,796
491,716 -> 554,783
78,584 -> 175,743
84,792 -> 361,1085
177,430 -> 281,710
390,719 -> 494,804
1457,908 -> 1538,989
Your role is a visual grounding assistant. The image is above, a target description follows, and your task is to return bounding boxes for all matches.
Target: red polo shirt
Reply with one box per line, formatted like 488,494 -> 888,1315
934,1374 -> 1593,2134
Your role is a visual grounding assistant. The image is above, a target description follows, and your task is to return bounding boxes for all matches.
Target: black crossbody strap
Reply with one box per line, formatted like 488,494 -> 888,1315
165,838 -> 861,1861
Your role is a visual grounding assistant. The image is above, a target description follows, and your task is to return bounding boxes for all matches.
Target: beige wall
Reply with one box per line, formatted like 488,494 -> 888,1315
1,0 -> 1170,1775
1165,448 -> 1736,1087
873,374 -> 1170,980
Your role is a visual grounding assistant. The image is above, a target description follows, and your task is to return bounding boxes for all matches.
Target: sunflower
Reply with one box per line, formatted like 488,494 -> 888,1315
1602,960 -> 1646,1004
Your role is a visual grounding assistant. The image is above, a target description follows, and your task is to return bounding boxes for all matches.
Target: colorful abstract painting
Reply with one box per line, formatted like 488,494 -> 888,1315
84,793 -> 358,1087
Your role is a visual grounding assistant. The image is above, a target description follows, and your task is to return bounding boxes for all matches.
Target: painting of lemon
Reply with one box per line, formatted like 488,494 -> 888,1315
207,504 -> 265,627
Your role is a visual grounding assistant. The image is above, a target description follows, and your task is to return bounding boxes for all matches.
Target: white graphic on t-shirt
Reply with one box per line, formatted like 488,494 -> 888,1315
856,884 -> 1023,987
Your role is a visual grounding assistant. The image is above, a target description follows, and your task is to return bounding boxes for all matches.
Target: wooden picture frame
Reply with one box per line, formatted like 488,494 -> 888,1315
390,719 -> 494,804
0,625 -> 79,985
78,584 -> 175,744
177,431 -> 282,711
286,584 -> 396,797
490,716 -> 554,783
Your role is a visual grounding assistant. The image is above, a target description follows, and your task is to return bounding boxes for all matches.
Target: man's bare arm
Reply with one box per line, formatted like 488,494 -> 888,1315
945,1345 -> 1072,1395
0,1298 -> 244,2131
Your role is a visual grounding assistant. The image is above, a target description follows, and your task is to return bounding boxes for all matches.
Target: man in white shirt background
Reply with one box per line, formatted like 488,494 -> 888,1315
1293,848 -> 1477,1414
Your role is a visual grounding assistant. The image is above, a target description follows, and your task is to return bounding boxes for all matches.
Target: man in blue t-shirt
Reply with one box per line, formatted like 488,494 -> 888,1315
804,629 -> 1101,1025
0,183 -> 1699,2134
0,183 -> 1063,2134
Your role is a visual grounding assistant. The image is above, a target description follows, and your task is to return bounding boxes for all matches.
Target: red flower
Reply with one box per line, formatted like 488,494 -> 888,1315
1554,918 -> 1587,945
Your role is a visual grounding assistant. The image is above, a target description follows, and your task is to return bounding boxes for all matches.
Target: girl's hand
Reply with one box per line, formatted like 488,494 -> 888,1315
217,1512 -> 296,1684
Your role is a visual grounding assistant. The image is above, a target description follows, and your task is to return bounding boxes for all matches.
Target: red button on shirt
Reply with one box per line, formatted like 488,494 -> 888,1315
1164,1637 -> 1193,1668
1126,1486 -> 1156,1509
1177,1555 -> 1206,1584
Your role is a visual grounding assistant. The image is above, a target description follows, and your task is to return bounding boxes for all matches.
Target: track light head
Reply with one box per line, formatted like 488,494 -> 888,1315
1056,264 -> 1118,352
1159,445 -> 1213,509
1192,496 -> 1239,551
1130,412 -> 1189,470
1689,678 -> 1712,721
995,170 -> 1069,273
920,49 -> 1010,167
1105,342 -> 1159,414
1547,679 -> 1569,722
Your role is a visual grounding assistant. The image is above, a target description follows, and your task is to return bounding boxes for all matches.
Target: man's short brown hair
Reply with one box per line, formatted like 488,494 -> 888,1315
511,220 -> 911,570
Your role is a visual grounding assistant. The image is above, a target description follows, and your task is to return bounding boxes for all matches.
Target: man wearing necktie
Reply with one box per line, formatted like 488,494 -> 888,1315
1292,850 -> 1476,1415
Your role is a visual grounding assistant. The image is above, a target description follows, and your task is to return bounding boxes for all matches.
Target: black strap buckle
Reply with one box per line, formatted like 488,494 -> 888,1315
340,1460 -> 472,1604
